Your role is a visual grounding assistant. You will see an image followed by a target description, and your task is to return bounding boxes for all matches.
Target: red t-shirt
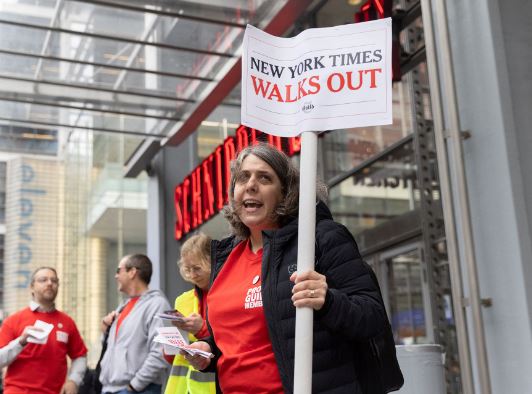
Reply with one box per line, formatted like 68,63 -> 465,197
0,307 -> 88,394
208,240 -> 284,393
115,296 -> 140,337
196,288 -> 210,339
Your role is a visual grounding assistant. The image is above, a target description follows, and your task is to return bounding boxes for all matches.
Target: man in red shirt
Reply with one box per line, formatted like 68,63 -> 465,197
0,266 -> 88,394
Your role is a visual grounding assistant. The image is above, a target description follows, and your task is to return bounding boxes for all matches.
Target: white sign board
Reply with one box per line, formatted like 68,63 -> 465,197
241,18 -> 392,137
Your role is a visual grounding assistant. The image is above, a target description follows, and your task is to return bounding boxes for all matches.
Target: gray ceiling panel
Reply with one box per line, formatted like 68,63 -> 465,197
0,0 -> 283,140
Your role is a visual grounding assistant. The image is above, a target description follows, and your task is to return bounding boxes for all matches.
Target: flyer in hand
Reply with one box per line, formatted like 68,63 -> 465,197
156,311 -> 186,323
27,320 -> 54,344
154,327 -> 213,358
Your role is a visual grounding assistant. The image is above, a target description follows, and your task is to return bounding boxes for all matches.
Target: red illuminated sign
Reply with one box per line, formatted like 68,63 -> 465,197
355,0 -> 392,21
355,0 -> 401,82
174,126 -> 301,240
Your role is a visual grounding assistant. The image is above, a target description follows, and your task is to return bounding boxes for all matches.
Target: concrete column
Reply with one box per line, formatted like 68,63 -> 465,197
444,1 -> 532,392
146,138 -> 197,302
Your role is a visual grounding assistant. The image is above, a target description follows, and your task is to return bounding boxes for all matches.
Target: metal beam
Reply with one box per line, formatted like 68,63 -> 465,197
0,18 -> 235,58
433,0 -> 492,392
395,0 -> 422,30
0,49 -> 214,82
0,95 -> 180,121
113,14 -> 159,90
69,14 -> 163,137
68,0 -> 247,29
124,138 -> 161,177
420,1 -> 474,392
400,45 -> 426,76
0,117 -> 165,138
66,22 -> 97,81
327,134 -> 414,188
0,74 -> 195,104
34,0 -> 64,80
0,86 -> 177,112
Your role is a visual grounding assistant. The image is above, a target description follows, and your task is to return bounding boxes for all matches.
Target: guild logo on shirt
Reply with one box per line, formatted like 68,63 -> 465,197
56,331 -> 69,343
244,285 -> 263,309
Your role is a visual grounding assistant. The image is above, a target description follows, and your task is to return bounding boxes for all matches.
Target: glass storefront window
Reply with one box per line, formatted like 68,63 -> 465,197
328,137 -> 418,250
385,249 -> 428,345
196,84 -> 241,160
321,80 -> 413,180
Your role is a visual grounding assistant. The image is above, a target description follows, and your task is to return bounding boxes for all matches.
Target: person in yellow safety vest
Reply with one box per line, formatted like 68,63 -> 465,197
164,233 -> 216,394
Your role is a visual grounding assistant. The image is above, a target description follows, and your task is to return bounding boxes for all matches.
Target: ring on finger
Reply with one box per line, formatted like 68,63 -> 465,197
309,289 -> 315,298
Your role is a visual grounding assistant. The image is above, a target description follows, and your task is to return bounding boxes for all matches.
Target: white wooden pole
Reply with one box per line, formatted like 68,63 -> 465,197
293,131 -> 318,393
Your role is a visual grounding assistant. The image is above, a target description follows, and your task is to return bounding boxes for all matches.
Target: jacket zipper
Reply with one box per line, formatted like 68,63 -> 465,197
264,236 -> 292,392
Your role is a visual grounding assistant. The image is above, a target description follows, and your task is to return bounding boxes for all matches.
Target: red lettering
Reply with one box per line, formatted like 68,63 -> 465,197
251,76 -> 321,103
327,72 -> 345,93
267,84 -> 284,102
267,135 -> 282,151
288,137 -> 301,156
202,156 -> 215,220
174,185 -> 183,240
285,84 -> 297,102
354,1 -> 398,79
236,125 -> 249,152
250,128 -> 258,145
182,177 -> 191,235
307,75 -> 321,94
297,78 -> 308,98
346,70 -> 364,90
355,0 -> 391,22
191,168 -> 202,228
251,75 -> 271,97
223,137 -> 236,205
357,1 -> 373,22
214,146 -> 224,210
365,68 -> 381,88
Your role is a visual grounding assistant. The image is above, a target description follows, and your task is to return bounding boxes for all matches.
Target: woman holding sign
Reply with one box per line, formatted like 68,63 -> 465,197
186,143 -> 402,393
164,233 -> 215,394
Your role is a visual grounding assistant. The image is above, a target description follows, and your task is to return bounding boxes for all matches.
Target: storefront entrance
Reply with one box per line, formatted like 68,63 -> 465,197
367,242 -> 452,345
368,242 -> 434,345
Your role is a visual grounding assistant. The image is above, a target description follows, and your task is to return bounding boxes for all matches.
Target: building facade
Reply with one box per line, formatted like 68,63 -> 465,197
132,1 -> 532,393
0,0 -> 530,392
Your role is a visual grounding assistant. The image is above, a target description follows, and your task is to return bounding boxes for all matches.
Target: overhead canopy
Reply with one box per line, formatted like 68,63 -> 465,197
0,0 -> 312,167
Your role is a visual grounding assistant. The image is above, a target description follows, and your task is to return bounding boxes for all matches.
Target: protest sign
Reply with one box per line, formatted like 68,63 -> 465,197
241,18 -> 392,137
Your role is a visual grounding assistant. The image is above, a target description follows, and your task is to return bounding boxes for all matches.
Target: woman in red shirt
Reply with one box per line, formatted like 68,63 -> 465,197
186,143 -> 400,393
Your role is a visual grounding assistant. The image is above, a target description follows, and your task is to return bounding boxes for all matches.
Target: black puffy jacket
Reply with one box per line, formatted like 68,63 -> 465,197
207,202 -> 388,393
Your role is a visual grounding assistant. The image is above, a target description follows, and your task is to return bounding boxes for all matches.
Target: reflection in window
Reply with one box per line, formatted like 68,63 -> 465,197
322,78 -> 413,180
196,98 -> 241,160
0,126 -> 57,156
328,138 -> 418,240
386,250 -> 428,345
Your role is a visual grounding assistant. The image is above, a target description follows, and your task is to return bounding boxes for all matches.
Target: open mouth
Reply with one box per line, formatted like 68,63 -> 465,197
243,199 -> 263,209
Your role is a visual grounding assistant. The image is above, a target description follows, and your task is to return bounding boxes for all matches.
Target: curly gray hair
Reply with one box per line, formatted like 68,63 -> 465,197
223,143 -> 327,238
